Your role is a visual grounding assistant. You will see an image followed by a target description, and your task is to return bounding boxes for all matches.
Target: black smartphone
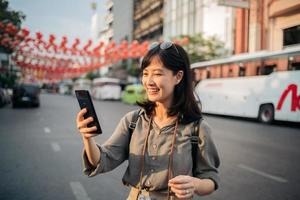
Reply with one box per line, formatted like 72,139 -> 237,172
75,90 -> 102,134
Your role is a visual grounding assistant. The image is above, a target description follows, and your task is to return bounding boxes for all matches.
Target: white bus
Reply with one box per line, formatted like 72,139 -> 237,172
91,77 -> 121,100
72,79 -> 92,95
192,46 -> 300,123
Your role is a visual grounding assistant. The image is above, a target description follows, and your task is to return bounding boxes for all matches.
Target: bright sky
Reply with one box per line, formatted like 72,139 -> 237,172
9,0 -> 105,43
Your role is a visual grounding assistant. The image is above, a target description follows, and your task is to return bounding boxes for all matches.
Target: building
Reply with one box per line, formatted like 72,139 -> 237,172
104,0 -> 114,42
192,0 -> 300,81
163,0 -> 235,53
100,0 -> 134,44
91,2 -> 105,41
235,0 -> 300,53
133,0 -> 164,42
112,0 -> 134,43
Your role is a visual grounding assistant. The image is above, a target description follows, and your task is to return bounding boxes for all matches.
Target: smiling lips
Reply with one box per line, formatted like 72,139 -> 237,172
147,88 -> 160,95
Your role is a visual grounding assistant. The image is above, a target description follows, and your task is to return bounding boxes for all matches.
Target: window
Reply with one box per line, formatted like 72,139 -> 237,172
239,66 -> 246,76
257,65 -> 276,75
291,62 -> 300,71
283,25 -> 300,47
206,69 -> 211,79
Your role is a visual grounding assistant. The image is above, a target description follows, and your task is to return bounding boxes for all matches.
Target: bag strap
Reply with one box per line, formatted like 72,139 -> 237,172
191,117 -> 203,176
128,109 -> 141,140
128,111 -> 203,177
126,109 -> 141,159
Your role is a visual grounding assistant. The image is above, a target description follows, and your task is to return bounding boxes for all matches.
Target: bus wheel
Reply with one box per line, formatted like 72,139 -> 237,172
258,104 -> 274,124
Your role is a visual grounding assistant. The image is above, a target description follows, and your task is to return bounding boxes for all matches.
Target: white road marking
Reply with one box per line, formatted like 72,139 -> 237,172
51,142 -> 61,152
238,164 -> 288,183
70,181 -> 91,200
44,127 -> 51,134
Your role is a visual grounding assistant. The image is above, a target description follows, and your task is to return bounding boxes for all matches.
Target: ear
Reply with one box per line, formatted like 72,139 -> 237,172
175,70 -> 184,84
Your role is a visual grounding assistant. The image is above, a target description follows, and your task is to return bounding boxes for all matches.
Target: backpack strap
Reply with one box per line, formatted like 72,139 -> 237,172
126,109 -> 141,158
191,117 -> 203,176
128,109 -> 141,140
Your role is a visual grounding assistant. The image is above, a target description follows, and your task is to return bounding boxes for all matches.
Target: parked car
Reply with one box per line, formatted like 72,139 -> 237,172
0,88 -> 6,107
12,83 -> 40,108
121,84 -> 146,104
0,87 -> 11,107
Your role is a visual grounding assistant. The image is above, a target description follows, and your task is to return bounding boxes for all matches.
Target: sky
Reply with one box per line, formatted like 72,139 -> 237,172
9,0 -> 106,43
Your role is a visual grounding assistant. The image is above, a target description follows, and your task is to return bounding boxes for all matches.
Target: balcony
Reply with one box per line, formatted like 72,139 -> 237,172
106,0 -> 113,10
134,0 -> 163,20
105,13 -> 113,24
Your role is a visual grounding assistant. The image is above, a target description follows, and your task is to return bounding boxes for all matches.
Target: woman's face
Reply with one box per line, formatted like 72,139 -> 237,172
142,56 -> 183,106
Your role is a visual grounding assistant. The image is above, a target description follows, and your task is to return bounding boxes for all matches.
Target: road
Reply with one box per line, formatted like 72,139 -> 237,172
0,93 -> 299,200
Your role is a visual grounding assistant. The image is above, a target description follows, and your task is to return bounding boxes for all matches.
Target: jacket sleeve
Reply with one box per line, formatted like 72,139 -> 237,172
194,119 -> 220,190
82,111 -> 136,177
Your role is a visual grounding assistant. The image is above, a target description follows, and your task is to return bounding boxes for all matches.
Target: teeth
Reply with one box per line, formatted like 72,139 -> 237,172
148,88 -> 159,92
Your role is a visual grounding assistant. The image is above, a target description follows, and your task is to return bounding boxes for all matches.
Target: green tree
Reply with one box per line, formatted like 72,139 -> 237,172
85,71 -> 99,80
0,0 -> 25,87
178,33 -> 228,63
0,0 -> 26,54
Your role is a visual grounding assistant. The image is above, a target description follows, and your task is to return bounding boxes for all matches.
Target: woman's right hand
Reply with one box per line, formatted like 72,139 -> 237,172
76,108 -> 98,139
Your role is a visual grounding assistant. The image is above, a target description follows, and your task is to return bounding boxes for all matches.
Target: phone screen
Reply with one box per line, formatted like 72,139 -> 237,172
75,90 -> 102,134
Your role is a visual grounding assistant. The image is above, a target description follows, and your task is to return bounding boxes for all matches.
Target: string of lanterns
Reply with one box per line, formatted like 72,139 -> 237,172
0,22 -> 189,83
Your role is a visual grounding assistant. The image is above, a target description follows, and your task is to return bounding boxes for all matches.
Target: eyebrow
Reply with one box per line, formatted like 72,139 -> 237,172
144,68 -> 164,72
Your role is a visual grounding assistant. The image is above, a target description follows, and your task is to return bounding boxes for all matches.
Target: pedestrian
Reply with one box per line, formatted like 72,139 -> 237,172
76,41 -> 220,200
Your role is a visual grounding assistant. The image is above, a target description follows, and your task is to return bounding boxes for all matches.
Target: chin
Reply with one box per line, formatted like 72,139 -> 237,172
147,95 -> 160,102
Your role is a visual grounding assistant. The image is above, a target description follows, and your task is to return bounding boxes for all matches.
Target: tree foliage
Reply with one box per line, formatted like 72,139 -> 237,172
0,0 -> 25,87
0,0 -> 25,27
178,33 -> 228,64
0,0 -> 25,53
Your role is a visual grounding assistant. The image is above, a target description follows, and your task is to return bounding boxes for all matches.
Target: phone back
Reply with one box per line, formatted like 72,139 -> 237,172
75,90 -> 102,134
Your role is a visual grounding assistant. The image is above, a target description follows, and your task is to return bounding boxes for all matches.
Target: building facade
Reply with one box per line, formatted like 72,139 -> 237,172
112,0 -> 134,43
133,0 -> 164,42
235,0 -> 300,53
163,0 -> 235,53
192,0 -> 300,81
104,0 -> 114,42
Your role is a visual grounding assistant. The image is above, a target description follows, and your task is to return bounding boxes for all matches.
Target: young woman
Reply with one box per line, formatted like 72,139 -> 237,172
76,42 -> 220,200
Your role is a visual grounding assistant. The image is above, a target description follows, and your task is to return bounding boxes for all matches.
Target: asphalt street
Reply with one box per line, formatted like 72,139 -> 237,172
0,93 -> 299,200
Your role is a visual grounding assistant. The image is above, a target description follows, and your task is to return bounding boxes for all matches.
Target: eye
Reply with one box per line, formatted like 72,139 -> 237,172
154,73 -> 162,76
142,72 -> 148,77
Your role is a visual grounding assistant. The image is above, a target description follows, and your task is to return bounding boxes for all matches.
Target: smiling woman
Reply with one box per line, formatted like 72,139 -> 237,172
76,42 -> 220,200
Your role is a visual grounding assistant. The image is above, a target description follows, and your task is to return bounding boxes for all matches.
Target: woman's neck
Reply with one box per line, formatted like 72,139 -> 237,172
154,102 -> 169,120
153,102 -> 177,129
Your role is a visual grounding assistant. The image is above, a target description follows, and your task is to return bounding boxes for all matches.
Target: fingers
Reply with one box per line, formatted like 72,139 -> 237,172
78,125 -> 98,139
169,181 -> 190,190
80,125 -> 97,133
169,175 -> 189,184
169,175 -> 195,199
77,116 -> 94,130
82,133 -> 99,138
76,108 -> 87,122
169,186 -> 194,199
76,108 -> 99,139
172,189 -> 193,199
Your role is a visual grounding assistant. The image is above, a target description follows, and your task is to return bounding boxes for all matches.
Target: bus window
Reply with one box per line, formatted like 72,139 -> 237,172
262,65 -> 276,75
291,62 -> 300,70
256,65 -> 276,75
207,70 -> 211,79
239,66 -> 246,76
191,46 -> 300,123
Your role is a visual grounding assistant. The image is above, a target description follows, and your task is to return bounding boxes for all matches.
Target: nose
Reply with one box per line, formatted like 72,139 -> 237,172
143,75 -> 154,86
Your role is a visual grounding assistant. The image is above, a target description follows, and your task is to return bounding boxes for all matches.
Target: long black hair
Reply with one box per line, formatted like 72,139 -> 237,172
138,42 -> 202,124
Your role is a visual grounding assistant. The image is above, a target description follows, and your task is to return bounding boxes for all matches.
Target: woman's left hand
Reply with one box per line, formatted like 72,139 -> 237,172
168,175 -> 196,199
